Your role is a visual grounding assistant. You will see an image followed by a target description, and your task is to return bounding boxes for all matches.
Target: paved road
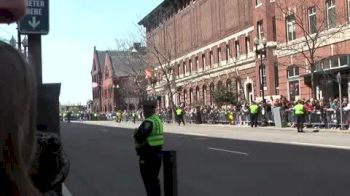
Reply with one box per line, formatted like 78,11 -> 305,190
61,122 -> 350,196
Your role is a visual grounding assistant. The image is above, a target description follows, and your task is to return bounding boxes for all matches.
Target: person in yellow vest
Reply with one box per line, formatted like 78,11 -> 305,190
293,99 -> 306,133
176,106 -> 185,126
134,96 -> 163,196
116,110 -> 122,123
249,101 -> 260,128
227,110 -> 234,125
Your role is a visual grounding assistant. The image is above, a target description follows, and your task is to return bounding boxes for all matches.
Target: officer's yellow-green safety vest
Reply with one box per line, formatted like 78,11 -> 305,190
176,109 -> 182,115
294,103 -> 304,115
250,104 -> 259,114
145,115 -> 164,146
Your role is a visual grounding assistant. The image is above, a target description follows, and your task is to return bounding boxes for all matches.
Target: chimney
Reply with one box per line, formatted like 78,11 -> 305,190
133,42 -> 141,51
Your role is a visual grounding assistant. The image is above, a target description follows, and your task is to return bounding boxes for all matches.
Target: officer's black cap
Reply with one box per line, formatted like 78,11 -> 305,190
141,96 -> 159,108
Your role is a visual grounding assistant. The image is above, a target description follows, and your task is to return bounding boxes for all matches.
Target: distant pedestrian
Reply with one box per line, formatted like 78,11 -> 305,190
66,111 -> 72,123
294,99 -> 306,133
134,96 -> 164,196
249,101 -> 259,128
176,106 -> 185,126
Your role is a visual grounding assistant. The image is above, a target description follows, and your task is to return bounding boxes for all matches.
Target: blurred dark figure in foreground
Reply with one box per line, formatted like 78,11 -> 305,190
0,41 -> 40,195
31,125 -> 70,196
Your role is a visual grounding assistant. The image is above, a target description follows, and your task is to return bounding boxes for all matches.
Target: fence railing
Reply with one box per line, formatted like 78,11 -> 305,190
88,108 -> 350,129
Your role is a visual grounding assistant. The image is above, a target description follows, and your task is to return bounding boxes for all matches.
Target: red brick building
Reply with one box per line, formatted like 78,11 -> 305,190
139,0 -> 350,108
91,44 -> 147,113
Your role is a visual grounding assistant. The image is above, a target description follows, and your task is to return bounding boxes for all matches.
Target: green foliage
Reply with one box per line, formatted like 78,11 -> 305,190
212,87 -> 238,106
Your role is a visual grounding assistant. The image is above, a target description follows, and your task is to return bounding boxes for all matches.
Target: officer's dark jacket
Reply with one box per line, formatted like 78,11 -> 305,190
134,120 -> 162,156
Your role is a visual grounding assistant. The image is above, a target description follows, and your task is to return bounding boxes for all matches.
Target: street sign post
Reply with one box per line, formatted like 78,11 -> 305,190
19,0 -> 49,34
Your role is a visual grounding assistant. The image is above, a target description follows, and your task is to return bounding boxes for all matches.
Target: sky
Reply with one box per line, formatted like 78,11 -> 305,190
0,0 -> 163,105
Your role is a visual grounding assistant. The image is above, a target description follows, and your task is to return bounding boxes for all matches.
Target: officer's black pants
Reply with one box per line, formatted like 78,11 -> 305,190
177,115 -> 185,125
296,114 -> 305,132
139,154 -> 162,196
250,113 -> 258,127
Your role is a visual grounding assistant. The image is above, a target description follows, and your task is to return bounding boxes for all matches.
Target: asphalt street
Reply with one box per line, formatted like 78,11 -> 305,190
61,122 -> 350,196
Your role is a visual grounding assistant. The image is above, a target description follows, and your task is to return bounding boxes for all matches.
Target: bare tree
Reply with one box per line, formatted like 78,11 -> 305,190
113,39 -> 149,107
274,0 -> 348,99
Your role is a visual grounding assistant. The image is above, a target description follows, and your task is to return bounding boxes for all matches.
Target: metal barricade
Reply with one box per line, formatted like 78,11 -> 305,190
307,111 -> 324,128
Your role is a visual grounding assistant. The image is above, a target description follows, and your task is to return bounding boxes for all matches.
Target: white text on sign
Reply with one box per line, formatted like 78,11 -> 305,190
27,0 -> 45,7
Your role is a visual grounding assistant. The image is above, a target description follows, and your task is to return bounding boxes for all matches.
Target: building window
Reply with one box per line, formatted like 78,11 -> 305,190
286,14 -> 296,41
177,64 -> 180,77
272,16 -> 277,41
287,65 -> 299,78
288,81 -> 300,102
202,54 -> 206,70
326,0 -> 336,29
195,87 -> 200,103
183,61 -> 186,76
189,89 -> 193,105
217,47 -> 221,65
257,20 -> 264,40
195,56 -> 199,72
226,44 -> 230,62
316,55 -> 349,71
308,6 -> 317,34
226,79 -> 232,92
256,0 -> 261,6
245,36 -> 251,54
202,86 -> 207,105
209,51 -> 213,67
235,41 -> 240,59
189,59 -> 192,75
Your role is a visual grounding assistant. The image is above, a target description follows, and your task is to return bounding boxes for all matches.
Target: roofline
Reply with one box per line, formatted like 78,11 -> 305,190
138,0 -> 175,26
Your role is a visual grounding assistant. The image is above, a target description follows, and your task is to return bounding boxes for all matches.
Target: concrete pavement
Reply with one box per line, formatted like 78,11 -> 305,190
77,120 -> 350,150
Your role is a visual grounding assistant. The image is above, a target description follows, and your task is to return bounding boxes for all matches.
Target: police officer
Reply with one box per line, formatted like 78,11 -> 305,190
176,106 -> 185,126
249,101 -> 259,128
294,99 -> 305,133
134,96 -> 164,196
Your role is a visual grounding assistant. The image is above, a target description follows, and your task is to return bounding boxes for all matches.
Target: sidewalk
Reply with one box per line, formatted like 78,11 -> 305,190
78,120 -> 350,150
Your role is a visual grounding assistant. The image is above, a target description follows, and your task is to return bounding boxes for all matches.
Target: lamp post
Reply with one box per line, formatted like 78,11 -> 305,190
113,84 -> 120,111
337,72 -> 343,130
254,37 -> 267,104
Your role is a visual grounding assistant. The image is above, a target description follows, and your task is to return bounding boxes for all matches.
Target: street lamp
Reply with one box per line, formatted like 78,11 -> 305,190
254,36 -> 267,104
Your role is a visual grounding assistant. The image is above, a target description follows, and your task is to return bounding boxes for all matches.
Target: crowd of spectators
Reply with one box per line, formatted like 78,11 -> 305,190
63,95 -> 350,130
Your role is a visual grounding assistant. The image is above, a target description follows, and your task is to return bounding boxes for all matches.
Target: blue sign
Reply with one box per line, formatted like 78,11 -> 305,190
19,0 -> 49,35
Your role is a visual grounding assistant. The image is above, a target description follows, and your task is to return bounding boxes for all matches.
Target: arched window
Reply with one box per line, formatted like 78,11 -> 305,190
202,85 -> 207,105
217,80 -> 223,90
226,79 -> 232,92
183,89 -> 187,106
189,88 -> 193,106
195,86 -> 200,103
209,83 -> 215,105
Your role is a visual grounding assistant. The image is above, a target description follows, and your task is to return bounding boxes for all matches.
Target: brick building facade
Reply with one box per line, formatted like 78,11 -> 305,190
139,0 -> 350,108
91,44 -> 147,113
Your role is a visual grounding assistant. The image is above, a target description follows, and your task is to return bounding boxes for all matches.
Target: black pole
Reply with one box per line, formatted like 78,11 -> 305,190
260,54 -> 265,104
17,24 -> 21,51
28,34 -> 42,84
163,150 -> 178,196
